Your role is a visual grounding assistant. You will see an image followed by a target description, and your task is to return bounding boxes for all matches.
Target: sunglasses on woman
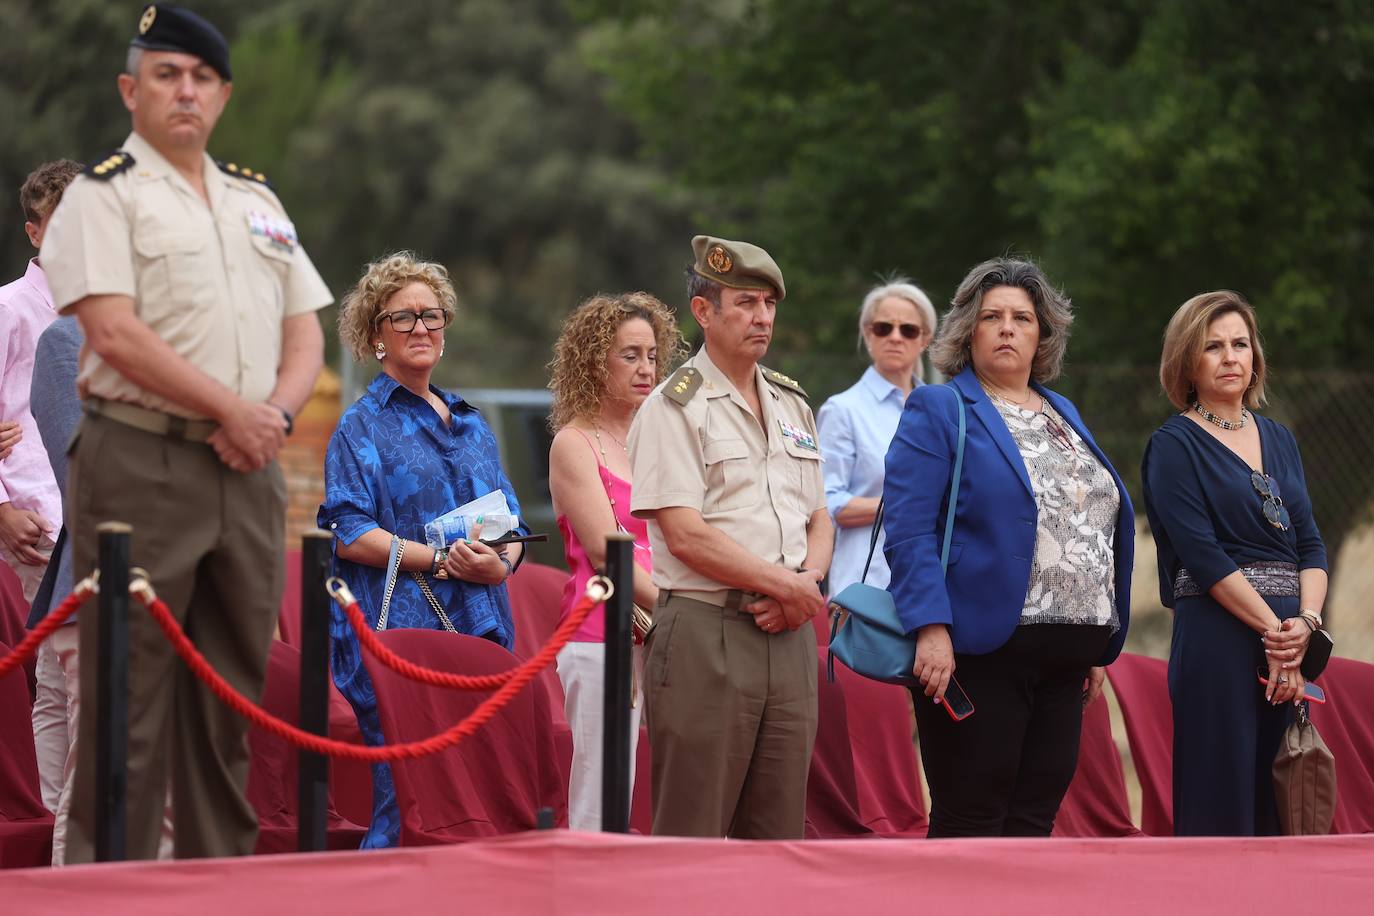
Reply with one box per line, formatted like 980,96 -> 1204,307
870,321 -> 923,340
377,308 -> 450,332
1251,471 -> 1291,531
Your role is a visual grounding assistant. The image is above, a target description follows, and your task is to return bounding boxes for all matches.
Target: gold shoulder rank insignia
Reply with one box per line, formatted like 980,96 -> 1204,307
216,160 -> 274,189
663,366 -> 703,406
84,150 -> 136,180
761,365 -> 807,398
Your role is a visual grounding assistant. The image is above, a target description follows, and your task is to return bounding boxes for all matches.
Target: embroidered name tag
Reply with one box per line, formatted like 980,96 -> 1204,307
779,420 -> 818,452
247,210 -> 298,254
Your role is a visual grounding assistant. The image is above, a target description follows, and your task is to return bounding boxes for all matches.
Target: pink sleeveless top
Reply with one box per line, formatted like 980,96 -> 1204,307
558,438 -> 653,642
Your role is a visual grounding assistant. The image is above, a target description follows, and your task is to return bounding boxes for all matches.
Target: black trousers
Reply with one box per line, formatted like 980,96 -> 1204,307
910,623 -> 1113,838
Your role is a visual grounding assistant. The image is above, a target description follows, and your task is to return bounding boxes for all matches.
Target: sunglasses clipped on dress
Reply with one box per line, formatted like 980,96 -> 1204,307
869,321 -> 923,340
1251,470 -> 1291,531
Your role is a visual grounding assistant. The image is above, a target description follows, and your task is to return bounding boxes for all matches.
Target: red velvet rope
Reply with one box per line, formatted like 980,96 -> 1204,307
1,577 -> 603,762
0,582 -> 93,679
135,585 -> 601,761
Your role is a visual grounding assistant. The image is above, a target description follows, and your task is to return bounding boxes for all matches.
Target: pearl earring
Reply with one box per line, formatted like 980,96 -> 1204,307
374,342 -> 386,360
440,346 -> 445,357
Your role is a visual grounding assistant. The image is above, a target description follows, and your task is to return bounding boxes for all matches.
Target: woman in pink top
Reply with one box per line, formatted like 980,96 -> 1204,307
547,292 -> 685,830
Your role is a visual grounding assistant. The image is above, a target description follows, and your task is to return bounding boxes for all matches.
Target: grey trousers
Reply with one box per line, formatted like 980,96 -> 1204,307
64,414 -> 284,862
644,592 -> 817,839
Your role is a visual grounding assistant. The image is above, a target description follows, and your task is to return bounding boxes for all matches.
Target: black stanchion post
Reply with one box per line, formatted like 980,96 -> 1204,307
601,533 -> 634,833
298,530 -> 332,852
95,520 -> 131,862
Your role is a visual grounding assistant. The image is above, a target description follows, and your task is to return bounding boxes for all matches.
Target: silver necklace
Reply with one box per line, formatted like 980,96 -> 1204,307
1193,402 -> 1248,430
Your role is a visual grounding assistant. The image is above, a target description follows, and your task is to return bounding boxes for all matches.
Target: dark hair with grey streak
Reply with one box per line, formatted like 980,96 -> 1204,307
929,257 -> 1074,383
684,265 -> 722,309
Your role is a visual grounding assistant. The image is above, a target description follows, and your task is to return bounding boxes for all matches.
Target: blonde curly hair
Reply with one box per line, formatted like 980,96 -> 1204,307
548,292 -> 686,431
337,251 -> 458,363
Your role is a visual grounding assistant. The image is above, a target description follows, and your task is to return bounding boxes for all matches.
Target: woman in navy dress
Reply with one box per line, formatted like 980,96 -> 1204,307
1142,290 -> 1328,836
319,252 -> 527,848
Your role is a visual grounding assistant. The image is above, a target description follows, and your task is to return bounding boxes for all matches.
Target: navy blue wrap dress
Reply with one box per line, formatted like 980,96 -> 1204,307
1142,412 -> 1327,836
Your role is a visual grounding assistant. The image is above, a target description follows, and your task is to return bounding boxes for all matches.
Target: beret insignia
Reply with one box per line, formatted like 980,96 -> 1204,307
706,245 -> 732,274
762,366 -> 807,398
83,150 -> 136,180
664,367 -> 703,406
139,6 -> 157,35
217,160 -> 274,189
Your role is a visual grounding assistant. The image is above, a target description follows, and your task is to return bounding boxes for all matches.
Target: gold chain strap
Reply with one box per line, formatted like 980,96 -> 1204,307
410,571 -> 459,633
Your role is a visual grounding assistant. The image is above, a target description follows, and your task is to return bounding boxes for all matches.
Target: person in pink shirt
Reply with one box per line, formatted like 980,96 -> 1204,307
546,292 -> 685,830
1,161 -> 81,602
1,158 -> 81,824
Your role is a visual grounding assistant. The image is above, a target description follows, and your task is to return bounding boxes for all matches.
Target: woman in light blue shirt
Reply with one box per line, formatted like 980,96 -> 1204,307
817,278 -> 937,595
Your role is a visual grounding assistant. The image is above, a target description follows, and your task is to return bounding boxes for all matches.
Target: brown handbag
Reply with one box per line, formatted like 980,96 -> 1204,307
1272,701 -> 1337,835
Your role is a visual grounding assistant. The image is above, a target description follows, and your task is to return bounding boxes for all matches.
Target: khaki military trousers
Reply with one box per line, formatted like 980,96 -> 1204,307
644,592 -> 818,839
64,414 -> 284,862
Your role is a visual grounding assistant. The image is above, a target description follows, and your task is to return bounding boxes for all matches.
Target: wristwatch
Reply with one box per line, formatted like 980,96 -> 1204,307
431,548 -> 445,577
1299,608 -> 1323,628
270,403 -> 294,436
499,555 -> 514,578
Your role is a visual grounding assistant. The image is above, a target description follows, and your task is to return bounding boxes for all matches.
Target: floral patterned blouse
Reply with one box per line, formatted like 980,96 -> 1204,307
991,396 -> 1120,630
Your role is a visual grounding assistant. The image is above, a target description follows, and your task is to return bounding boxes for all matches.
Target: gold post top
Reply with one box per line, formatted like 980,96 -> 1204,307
96,521 -> 133,534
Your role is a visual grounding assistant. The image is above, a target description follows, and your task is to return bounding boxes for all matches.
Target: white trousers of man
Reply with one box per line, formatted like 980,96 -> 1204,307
555,641 -> 644,831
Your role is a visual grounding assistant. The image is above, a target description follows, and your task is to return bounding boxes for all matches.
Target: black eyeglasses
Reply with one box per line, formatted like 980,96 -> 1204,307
1251,471 -> 1291,531
870,321 -> 923,340
377,308 -> 450,333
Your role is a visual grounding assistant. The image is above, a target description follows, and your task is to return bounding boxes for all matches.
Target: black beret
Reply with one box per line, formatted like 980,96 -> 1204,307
130,4 -> 231,82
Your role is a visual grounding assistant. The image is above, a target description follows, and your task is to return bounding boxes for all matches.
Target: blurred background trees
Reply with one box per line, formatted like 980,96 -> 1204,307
3,0 -> 1372,556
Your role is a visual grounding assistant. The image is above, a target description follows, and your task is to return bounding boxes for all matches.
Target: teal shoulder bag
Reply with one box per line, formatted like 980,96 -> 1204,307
827,383 -> 965,684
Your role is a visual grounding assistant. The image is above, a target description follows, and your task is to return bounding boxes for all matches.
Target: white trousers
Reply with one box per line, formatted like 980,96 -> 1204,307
555,641 -> 643,831
35,625 -> 173,865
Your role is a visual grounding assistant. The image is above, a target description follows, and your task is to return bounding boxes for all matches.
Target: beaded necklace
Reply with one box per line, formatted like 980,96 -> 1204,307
1193,401 -> 1249,430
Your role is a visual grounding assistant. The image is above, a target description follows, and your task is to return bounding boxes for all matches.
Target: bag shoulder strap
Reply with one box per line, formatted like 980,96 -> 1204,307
377,534 -> 404,631
858,382 -> 966,583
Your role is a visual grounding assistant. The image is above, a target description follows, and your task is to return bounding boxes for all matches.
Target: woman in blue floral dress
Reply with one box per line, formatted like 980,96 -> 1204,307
318,252 -> 527,848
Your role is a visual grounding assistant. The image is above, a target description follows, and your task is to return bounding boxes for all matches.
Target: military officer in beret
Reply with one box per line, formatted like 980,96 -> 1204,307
628,235 -> 832,838
39,4 -> 332,861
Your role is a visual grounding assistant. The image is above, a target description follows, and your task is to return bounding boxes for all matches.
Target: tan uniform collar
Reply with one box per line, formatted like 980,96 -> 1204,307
693,345 -> 782,411
122,131 -> 226,209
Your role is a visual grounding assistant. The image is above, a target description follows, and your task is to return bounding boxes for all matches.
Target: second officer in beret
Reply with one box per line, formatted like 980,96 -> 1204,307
40,4 -> 332,861
628,236 -> 832,839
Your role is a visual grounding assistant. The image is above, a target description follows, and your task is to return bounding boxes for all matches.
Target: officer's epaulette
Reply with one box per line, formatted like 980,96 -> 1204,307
216,160 -> 274,189
761,365 -> 807,398
663,366 -> 703,406
83,150 -> 135,181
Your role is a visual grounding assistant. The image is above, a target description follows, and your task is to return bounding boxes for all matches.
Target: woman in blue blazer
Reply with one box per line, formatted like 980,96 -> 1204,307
883,258 -> 1133,837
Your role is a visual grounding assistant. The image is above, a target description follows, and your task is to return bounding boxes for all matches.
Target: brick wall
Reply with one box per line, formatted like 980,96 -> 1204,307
280,367 -> 342,544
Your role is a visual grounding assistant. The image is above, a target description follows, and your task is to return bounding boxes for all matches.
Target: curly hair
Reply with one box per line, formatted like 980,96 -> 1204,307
20,159 -> 82,225
547,292 -> 687,431
929,257 -> 1074,384
337,251 -> 458,363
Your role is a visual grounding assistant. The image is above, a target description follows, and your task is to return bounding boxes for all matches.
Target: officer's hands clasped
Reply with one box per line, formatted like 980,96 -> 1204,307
210,399 -> 289,472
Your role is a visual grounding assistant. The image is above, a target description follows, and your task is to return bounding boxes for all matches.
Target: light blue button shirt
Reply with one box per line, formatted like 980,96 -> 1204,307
816,366 -> 919,595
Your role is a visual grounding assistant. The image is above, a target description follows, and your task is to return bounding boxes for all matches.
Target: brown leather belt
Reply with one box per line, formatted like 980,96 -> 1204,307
663,588 -> 761,613
84,397 -> 217,443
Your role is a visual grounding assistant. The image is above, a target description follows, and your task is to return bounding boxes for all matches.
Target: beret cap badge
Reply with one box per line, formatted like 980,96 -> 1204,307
139,6 -> 157,34
706,246 -> 733,274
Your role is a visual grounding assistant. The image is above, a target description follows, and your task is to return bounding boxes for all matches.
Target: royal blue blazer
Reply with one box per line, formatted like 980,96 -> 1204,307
882,365 -> 1134,665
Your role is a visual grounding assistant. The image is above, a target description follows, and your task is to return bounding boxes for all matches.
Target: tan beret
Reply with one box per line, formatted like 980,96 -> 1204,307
691,235 -> 786,301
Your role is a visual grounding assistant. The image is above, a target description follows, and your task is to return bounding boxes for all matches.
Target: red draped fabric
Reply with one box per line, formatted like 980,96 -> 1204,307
805,659 -> 870,837
362,629 -> 567,843
0,638 -> 52,867
6,832 -> 1373,914
1310,657 -> 1374,834
1106,653 -> 1174,835
1054,690 -> 1143,837
0,564 -> 36,697
247,641 -> 367,853
832,663 -> 928,836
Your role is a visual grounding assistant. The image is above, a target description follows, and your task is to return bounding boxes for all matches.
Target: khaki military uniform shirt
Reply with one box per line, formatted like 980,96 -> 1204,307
628,346 -> 825,593
40,131 -> 333,419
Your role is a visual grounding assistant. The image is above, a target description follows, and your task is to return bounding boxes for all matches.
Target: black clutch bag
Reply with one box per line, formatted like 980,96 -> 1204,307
1300,627 -> 1334,681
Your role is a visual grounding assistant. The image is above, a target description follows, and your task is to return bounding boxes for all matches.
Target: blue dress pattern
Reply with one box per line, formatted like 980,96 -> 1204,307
317,372 -> 526,848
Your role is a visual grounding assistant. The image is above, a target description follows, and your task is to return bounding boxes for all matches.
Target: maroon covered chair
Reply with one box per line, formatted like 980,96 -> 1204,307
1309,657 -> 1374,834
0,565 -> 36,698
805,659 -> 869,838
833,663 -> 928,836
1053,690 -> 1143,837
0,639 -> 53,867
363,629 -> 566,844
247,641 -> 367,853
505,561 -> 574,789
276,549 -> 304,649
1106,653 -> 1174,836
